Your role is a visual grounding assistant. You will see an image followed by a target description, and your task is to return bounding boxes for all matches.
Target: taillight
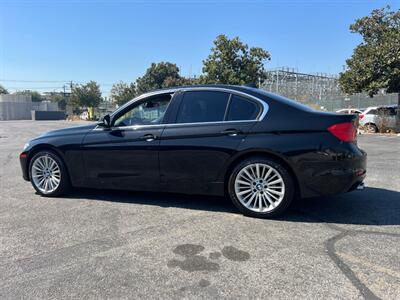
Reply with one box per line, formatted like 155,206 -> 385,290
359,114 -> 365,120
328,122 -> 357,142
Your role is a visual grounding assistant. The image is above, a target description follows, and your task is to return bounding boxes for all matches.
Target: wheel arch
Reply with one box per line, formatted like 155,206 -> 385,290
224,150 -> 301,198
26,144 -> 69,181
363,122 -> 379,132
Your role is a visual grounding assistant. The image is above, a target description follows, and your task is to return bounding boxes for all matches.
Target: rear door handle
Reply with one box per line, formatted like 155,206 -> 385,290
221,129 -> 241,136
139,134 -> 156,142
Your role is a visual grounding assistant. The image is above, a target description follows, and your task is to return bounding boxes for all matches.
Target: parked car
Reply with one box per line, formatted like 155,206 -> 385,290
336,108 -> 363,115
20,85 -> 366,218
359,105 -> 398,132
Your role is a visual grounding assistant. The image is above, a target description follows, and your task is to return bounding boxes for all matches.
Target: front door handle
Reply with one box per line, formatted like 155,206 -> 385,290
139,134 -> 156,142
221,129 -> 241,136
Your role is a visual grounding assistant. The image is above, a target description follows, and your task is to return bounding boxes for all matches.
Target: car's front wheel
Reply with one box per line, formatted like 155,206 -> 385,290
228,157 -> 294,218
29,150 -> 70,196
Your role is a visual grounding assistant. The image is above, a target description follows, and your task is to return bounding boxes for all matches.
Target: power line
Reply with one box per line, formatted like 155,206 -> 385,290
7,86 -> 65,89
0,79 -> 73,83
0,79 -> 115,85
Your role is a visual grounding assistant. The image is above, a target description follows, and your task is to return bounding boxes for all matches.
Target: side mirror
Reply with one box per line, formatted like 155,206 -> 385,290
99,114 -> 111,127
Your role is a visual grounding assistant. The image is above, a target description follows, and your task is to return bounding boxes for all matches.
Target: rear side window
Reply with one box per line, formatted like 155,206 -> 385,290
176,91 -> 229,123
367,109 -> 377,115
227,95 -> 260,121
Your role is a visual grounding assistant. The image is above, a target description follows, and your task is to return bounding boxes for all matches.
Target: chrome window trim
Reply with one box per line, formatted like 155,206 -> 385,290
99,86 -> 269,131
112,93 -> 173,129
111,89 -> 177,119
94,119 -> 257,132
177,87 -> 268,121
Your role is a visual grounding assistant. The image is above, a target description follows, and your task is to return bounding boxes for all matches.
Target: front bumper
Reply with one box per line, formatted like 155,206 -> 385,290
19,152 -> 30,181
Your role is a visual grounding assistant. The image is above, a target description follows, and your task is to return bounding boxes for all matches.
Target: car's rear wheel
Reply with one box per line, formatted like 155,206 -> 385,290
228,157 -> 294,218
365,123 -> 378,133
29,150 -> 70,196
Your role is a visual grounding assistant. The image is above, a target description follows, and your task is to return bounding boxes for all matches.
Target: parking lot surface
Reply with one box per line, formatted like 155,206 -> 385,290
0,121 -> 399,300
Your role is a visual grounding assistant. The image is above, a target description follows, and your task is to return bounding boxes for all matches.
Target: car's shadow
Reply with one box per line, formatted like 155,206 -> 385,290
64,187 -> 400,226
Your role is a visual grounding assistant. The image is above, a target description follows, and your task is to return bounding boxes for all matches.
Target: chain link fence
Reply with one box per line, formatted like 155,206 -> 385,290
261,68 -> 398,111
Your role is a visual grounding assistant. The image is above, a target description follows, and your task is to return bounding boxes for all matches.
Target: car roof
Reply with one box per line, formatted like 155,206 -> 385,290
185,84 -> 313,109
146,84 -> 285,99
115,84 -> 315,117
337,108 -> 361,111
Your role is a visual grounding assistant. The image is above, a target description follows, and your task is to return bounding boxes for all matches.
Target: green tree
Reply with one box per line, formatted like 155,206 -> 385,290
70,81 -> 102,109
14,90 -> 42,102
135,62 -> 183,94
201,34 -> 271,85
110,81 -> 136,106
339,7 -> 400,131
48,92 -> 68,110
0,84 -> 8,94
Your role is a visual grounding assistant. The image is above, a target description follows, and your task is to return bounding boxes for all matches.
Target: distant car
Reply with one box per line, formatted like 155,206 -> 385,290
336,108 -> 363,115
19,85 -> 367,218
359,105 -> 398,132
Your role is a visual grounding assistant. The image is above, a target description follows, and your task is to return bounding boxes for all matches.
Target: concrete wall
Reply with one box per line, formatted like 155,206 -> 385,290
0,95 -> 60,120
0,94 -> 32,120
32,101 -> 59,112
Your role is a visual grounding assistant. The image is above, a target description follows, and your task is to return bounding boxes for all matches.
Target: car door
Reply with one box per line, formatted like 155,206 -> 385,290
159,89 -> 263,195
81,93 -> 173,191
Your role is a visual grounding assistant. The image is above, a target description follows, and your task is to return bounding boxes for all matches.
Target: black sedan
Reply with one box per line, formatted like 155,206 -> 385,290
20,85 -> 366,218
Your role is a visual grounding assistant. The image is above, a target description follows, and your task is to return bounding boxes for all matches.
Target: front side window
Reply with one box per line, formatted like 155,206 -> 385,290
176,91 -> 229,123
114,94 -> 171,127
226,95 -> 260,121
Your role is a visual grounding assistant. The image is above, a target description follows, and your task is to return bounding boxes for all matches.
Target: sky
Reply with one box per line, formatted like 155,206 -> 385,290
0,0 -> 399,96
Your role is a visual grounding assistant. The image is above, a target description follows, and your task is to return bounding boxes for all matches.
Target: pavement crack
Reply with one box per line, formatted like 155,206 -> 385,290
294,209 -> 382,300
325,231 -> 380,300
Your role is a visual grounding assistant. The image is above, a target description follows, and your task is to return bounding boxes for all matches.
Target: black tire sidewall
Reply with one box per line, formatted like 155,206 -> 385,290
29,150 -> 70,197
228,157 -> 294,218
366,124 -> 378,133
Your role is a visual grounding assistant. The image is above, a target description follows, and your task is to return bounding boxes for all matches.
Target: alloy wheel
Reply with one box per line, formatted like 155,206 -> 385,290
234,163 -> 285,212
31,155 -> 61,194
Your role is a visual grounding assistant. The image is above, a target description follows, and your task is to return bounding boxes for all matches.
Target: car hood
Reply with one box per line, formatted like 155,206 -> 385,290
36,123 -> 97,139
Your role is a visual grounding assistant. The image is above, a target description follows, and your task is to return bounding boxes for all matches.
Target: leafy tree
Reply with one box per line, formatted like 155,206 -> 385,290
14,90 -> 42,102
48,92 -> 68,110
110,81 -> 136,106
0,84 -> 8,94
339,7 -> 400,131
201,35 -> 271,85
135,62 -> 183,94
70,81 -> 102,109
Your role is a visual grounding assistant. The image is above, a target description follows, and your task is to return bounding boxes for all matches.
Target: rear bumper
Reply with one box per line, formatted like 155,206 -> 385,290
19,152 -> 30,181
299,147 -> 367,198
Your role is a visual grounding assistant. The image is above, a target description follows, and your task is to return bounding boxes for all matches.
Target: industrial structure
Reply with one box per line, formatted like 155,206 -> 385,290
261,67 -> 398,111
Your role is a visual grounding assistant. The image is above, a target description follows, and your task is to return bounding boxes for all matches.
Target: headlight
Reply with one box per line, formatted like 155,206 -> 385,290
23,142 -> 30,151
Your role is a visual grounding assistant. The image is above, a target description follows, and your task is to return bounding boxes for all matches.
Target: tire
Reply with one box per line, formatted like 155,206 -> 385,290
29,150 -> 70,197
228,156 -> 294,218
365,123 -> 378,133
